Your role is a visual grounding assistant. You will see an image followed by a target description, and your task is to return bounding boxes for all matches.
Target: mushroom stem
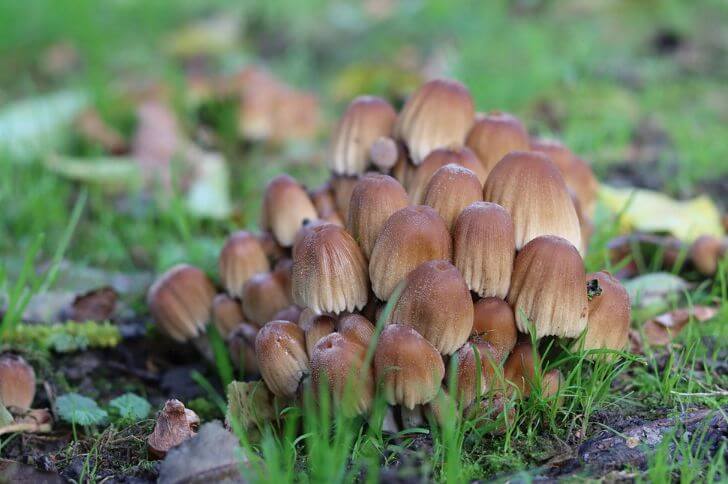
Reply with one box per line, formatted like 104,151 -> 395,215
400,405 -> 425,429
381,406 -> 399,434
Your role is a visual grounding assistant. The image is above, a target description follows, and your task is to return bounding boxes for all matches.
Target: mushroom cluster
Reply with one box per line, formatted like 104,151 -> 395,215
147,78 -> 631,427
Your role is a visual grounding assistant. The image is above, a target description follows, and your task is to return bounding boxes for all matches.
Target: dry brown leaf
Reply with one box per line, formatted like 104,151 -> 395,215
61,286 -> 118,322
642,306 -> 718,346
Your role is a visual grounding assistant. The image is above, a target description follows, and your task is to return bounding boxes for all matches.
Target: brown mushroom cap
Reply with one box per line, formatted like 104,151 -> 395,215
310,182 -> 339,221
330,175 -> 360,222
369,205 -> 452,301
395,79 -> 475,165
502,342 -> 537,396
262,174 -> 318,248
147,264 -> 216,342
389,260 -> 473,355
348,173 -> 409,258
465,111 -> 529,177
423,164 -> 483,231
241,271 -> 292,326
449,341 -> 498,407
298,308 -> 337,358
256,231 -> 287,265
272,305 -> 303,325
292,224 -> 369,314
483,151 -> 582,252
453,201 -> 515,299
329,96 -> 397,175
337,313 -> 376,348
255,320 -> 309,398
0,354 -> 36,411
472,297 -> 517,363
407,146 -> 485,204
374,324 -> 445,409
218,231 -> 270,298
582,271 -> 631,356
310,332 -> 374,416
530,137 -> 599,217
211,294 -> 245,338
147,399 -> 197,459
507,235 -> 588,338
226,323 -> 259,374
690,235 -> 727,277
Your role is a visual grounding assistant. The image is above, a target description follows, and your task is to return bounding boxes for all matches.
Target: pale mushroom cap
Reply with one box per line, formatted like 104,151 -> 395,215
389,260 -> 473,355
583,271 -> 631,354
449,341 -> 498,407
241,272 -> 292,326
472,297 -> 517,362
395,79 -> 475,164
407,146 -> 485,204
337,314 -> 375,349
465,111 -> 529,176
369,205 -> 452,301
507,236 -> 588,338
262,174 -> 318,247
374,324 -> 445,409
453,202 -> 515,299
329,96 -> 397,175
212,293 -> 245,338
423,164 -> 483,231
292,224 -> 369,314
347,173 -> 409,258
298,308 -> 337,358
0,354 -> 36,410
147,264 -> 216,342
483,151 -> 582,252
218,231 -> 270,298
255,320 -> 309,398
310,332 -> 374,416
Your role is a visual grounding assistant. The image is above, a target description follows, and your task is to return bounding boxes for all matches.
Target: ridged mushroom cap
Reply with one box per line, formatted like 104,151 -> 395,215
407,146 -> 485,204
423,164 -> 483,231
329,96 -> 397,175
449,341 -> 498,407
502,342 -> 537,396
262,174 -> 318,247
310,182 -> 339,220
471,297 -> 517,363
218,231 -> 270,298
453,202 -> 515,299
212,293 -> 245,338
298,308 -> 337,358
507,236 -> 588,338
530,137 -> 599,217
147,264 -> 216,342
395,79 -> 475,165
255,320 -> 309,398
347,173 -> 409,258
389,260 -> 473,355
226,322 -> 259,374
465,111 -> 529,177
374,324 -> 445,409
241,271 -> 292,326
310,332 -> 374,416
330,175 -> 360,221
292,224 -> 369,314
483,151 -> 582,252
583,271 -> 631,356
147,399 -> 198,459
690,235 -> 727,277
0,354 -> 36,411
337,313 -> 375,348
369,205 -> 451,301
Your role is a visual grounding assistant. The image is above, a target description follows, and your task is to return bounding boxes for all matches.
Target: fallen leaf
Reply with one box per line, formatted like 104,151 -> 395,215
599,185 -> 724,242
184,150 -> 232,219
45,154 -> 142,193
164,15 -> 241,58
158,421 -> 246,484
61,286 -> 118,322
642,306 -> 719,346
623,272 -> 689,318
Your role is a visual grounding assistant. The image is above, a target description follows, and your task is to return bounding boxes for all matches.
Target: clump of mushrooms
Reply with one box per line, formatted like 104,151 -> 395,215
146,77 -> 633,434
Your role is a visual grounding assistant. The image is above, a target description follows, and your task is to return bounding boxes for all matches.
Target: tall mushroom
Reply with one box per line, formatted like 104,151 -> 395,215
218,231 -> 270,298
262,174 -> 318,248
582,271 -> 631,357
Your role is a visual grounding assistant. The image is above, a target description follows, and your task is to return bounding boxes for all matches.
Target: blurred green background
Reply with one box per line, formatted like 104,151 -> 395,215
1,0 -> 727,276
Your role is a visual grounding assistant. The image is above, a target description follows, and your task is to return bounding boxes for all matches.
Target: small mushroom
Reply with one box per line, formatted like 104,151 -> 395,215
211,294 -> 245,338
292,224 -> 369,314
328,96 -> 397,175
375,324 -> 445,409
147,264 -> 216,342
347,173 -> 408,258
407,146 -> 486,204
298,308 -> 337,358
262,174 -> 318,248
255,321 -> 309,398
465,111 -> 529,177
581,271 -> 631,358
226,323 -> 260,374
337,314 -> 375,349
241,271 -> 292,326
507,236 -> 588,339
369,205 -> 451,301
0,354 -> 36,412
395,79 -> 475,164
330,174 -> 360,222
218,231 -> 270,298
690,235 -> 727,277
148,399 -> 199,459
310,182 -> 339,221
422,164 -> 483,231
471,297 -> 517,363
453,202 -> 515,299
449,341 -> 498,408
